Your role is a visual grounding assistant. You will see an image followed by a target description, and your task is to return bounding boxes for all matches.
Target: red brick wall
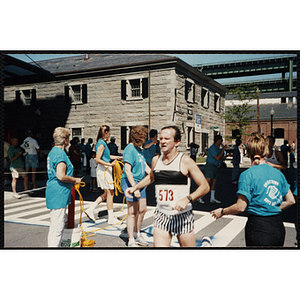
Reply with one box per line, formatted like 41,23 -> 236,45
225,119 -> 297,146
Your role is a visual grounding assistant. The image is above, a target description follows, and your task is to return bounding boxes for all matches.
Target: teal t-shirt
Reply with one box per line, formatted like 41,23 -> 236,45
237,163 -> 290,216
143,139 -> 160,165
121,143 -> 146,182
206,144 -> 222,166
8,145 -> 24,169
46,147 -> 74,209
95,139 -> 111,162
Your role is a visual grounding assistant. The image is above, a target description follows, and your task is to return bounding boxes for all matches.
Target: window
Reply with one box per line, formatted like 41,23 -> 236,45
275,128 -> 284,139
72,128 -> 82,139
65,84 -> 87,104
201,133 -> 208,155
186,126 -> 195,148
130,79 -> 141,98
185,80 -> 195,103
121,78 -> 148,100
15,89 -> 36,106
214,94 -> 220,113
201,88 -> 209,109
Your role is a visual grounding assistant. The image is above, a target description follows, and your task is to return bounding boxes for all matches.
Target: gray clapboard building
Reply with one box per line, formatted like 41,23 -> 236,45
4,54 -> 228,155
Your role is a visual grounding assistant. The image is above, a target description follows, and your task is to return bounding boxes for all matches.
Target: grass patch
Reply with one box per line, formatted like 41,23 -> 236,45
196,156 -> 207,164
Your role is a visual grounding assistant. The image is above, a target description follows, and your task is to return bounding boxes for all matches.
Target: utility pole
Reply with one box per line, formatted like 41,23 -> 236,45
148,68 -> 151,133
257,87 -> 261,134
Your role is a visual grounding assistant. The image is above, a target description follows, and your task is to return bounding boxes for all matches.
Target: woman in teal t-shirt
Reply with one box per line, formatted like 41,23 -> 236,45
84,125 -> 122,225
211,133 -> 295,247
46,127 -> 81,247
121,126 -> 151,247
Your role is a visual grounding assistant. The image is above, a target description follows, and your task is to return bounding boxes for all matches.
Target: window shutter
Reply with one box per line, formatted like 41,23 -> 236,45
192,84 -> 195,103
185,80 -> 189,100
201,89 -> 205,106
64,86 -> 70,103
207,92 -> 210,108
121,126 -> 127,150
82,84 -> 87,103
15,90 -> 21,106
121,80 -> 127,100
31,89 -> 36,106
142,78 -> 148,98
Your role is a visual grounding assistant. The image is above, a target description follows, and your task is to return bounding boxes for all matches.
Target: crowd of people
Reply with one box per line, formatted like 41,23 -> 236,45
5,125 -> 297,248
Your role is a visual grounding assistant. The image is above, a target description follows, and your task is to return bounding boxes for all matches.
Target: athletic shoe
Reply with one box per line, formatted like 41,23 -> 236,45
197,198 -> 205,204
107,217 -> 123,225
128,240 -> 139,247
84,210 -> 96,222
13,193 -> 21,199
93,188 -> 98,192
210,199 -> 221,204
135,235 -> 148,246
201,236 -> 213,247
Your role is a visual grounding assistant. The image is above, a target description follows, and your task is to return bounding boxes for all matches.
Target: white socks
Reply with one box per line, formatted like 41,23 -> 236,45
211,190 -> 215,200
108,209 -> 114,219
88,202 -> 97,212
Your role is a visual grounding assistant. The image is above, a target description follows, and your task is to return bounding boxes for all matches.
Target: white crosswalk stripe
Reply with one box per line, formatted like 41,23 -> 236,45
4,192 -> 296,247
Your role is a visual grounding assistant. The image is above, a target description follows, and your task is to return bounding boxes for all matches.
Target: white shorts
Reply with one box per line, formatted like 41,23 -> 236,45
96,164 -> 114,190
11,168 -> 26,179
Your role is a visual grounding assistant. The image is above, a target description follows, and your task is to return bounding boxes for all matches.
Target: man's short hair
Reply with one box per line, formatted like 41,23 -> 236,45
161,126 -> 181,142
214,135 -> 223,143
149,129 -> 158,138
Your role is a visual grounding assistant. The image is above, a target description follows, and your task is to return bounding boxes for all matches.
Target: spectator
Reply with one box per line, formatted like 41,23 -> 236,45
4,141 -> 10,186
211,133 -> 295,247
8,138 -> 28,198
281,140 -> 291,166
85,138 -> 94,173
231,139 -> 241,184
21,129 -> 40,189
107,136 -> 118,156
189,142 -> 199,162
143,129 -> 160,167
84,125 -> 122,224
198,135 -> 226,204
121,126 -> 151,247
69,137 -> 83,176
89,151 -> 98,192
265,136 -> 287,170
46,127 -> 81,247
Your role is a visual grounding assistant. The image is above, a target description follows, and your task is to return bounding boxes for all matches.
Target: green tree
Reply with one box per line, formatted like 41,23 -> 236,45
222,84 -> 258,141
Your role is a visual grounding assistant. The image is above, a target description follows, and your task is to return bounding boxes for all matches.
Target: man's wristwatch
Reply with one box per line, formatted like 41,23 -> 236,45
187,196 -> 193,203
221,208 -> 225,215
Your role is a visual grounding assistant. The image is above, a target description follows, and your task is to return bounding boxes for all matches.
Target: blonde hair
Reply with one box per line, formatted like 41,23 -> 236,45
247,133 -> 269,165
130,126 -> 148,148
53,127 -> 70,146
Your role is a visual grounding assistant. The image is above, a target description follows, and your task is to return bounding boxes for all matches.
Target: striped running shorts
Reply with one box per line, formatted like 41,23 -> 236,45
154,209 -> 194,235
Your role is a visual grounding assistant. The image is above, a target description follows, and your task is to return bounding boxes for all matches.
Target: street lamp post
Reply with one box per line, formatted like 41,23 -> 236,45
270,108 -> 275,137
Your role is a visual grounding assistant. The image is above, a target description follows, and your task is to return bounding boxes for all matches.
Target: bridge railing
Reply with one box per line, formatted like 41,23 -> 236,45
194,54 -> 297,69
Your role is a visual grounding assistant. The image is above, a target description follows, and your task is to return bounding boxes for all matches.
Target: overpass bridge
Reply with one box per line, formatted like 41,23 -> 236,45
194,54 -> 297,94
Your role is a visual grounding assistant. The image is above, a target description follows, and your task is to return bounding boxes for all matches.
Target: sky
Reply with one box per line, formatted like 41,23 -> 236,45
9,52 -> 296,84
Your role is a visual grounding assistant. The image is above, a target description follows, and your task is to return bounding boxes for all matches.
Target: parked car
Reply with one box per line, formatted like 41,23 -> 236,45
225,144 -> 234,157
